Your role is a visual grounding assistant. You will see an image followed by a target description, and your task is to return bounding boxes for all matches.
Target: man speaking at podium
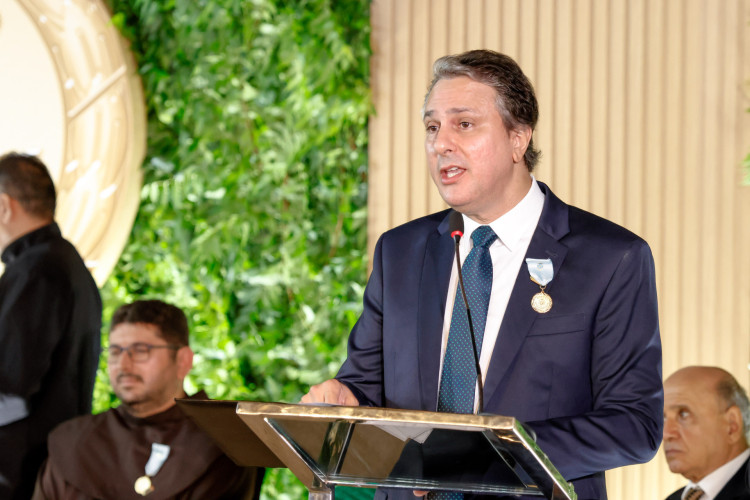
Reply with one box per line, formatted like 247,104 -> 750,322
302,49 -> 663,499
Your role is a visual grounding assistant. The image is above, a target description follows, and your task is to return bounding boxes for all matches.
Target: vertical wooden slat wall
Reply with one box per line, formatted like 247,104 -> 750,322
368,1 -> 750,498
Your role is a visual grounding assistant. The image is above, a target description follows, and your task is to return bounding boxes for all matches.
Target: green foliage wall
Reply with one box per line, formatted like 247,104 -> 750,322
101,1 -> 371,498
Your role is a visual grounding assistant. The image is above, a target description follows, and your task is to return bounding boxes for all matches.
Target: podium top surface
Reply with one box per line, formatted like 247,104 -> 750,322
178,400 -> 575,500
235,401 -> 519,429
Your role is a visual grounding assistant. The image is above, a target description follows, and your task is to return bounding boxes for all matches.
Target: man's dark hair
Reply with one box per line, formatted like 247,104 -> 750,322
110,300 -> 190,347
424,49 -> 541,171
0,152 -> 56,219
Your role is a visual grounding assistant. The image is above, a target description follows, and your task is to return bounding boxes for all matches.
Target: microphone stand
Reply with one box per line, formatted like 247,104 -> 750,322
451,221 -> 484,414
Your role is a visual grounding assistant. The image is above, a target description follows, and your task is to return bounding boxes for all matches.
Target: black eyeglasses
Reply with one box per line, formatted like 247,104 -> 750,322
105,342 -> 181,363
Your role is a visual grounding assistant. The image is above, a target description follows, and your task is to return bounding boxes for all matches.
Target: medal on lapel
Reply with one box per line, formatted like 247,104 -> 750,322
526,258 -> 554,313
135,443 -> 171,496
134,476 -> 153,496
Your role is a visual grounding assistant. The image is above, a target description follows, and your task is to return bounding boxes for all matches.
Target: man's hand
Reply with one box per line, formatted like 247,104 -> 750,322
302,382 -> 424,497
300,379 -> 359,406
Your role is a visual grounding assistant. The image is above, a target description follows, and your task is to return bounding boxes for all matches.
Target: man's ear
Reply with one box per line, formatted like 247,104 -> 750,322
176,346 -> 194,379
725,405 -> 745,444
0,193 -> 13,224
511,125 -> 533,164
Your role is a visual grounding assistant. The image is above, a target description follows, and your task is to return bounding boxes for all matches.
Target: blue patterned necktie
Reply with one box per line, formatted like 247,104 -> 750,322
431,225 -> 497,500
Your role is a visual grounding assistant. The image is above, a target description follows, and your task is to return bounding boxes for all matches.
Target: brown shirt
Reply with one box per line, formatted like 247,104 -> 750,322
32,392 -> 263,500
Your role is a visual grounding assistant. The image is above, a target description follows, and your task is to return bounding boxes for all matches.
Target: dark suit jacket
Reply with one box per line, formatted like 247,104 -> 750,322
336,183 -> 663,500
666,458 -> 750,500
0,223 -> 102,500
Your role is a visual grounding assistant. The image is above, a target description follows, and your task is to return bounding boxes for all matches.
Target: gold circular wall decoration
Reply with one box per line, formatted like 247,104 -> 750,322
0,0 -> 146,286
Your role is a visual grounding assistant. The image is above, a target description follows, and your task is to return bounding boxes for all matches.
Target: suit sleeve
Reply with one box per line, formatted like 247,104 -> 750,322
335,235 -> 386,407
527,239 -> 663,479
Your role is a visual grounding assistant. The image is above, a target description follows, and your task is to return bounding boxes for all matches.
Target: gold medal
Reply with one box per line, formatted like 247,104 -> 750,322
531,290 -> 553,313
527,260 -> 554,313
134,475 -> 153,496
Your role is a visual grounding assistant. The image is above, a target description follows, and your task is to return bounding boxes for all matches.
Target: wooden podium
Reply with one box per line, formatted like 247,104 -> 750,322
177,400 -> 576,500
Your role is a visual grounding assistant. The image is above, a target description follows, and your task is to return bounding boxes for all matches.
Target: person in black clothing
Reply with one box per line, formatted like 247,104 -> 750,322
0,152 -> 102,500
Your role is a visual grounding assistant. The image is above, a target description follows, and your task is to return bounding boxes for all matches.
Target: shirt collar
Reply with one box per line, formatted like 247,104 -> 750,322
462,176 -> 545,252
687,448 -> 750,499
1,222 -> 60,265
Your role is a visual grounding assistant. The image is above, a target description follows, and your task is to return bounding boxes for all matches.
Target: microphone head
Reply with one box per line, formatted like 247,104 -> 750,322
448,210 -> 464,242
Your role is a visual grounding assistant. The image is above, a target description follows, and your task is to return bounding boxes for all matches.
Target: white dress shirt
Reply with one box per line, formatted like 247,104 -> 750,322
0,393 -> 28,426
438,177 -> 545,410
683,448 -> 750,499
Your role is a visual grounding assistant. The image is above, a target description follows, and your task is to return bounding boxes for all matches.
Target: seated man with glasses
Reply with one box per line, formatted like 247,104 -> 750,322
32,299 -> 264,499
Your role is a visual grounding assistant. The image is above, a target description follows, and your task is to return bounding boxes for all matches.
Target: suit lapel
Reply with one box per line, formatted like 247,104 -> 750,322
714,456 -> 750,499
417,212 -> 454,411
483,183 -> 571,409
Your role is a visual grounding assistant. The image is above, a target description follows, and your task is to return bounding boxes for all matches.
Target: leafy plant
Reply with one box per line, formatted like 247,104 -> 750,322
100,1 -> 371,497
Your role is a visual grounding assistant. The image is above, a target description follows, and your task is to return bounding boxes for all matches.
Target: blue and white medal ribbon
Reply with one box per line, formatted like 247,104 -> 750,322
134,443 -> 171,496
526,258 -> 554,313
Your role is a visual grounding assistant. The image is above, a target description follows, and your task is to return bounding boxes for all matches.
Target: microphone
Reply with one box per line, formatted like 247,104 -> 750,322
449,209 -> 464,242
448,210 -> 484,414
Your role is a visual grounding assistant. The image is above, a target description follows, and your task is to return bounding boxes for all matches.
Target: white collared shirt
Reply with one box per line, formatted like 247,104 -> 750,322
0,393 -> 28,426
438,177 -> 545,410
683,449 -> 750,500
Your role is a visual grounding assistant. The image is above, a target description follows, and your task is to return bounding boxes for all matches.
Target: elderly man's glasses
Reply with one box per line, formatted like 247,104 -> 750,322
106,343 -> 180,363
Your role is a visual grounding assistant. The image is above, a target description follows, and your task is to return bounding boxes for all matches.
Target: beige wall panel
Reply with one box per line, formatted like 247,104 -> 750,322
661,0 -> 686,367
681,0 -> 703,365
484,0 -> 502,50
367,0 -> 392,248
723,0 -> 747,371
641,4 -> 671,496
734,0 -> 750,397
588,0 -> 610,217
369,0 -> 750,499
409,0 -> 430,220
570,0 -> 592,205
701,0 -> 721,363
552,2 -> 575,199
624,0 -> 645,236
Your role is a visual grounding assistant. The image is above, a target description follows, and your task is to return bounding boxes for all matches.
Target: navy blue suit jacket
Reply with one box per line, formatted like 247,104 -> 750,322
336,183 -> 663,500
